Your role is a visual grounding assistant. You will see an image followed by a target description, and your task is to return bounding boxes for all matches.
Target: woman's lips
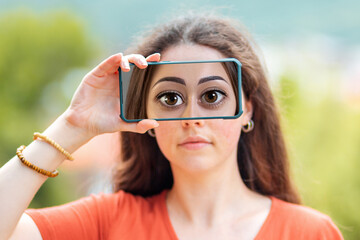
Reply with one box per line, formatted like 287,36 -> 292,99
178,136 -> 212,150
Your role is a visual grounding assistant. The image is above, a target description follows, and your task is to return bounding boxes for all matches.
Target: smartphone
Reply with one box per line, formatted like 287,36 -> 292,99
118,58 -> 242,122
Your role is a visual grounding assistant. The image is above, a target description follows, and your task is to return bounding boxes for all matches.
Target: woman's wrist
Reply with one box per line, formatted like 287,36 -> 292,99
17,113 -> 96,172
42,113 -> 95,155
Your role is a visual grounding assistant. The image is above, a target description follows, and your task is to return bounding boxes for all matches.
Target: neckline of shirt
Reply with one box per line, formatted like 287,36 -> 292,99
158,189 -> 276,240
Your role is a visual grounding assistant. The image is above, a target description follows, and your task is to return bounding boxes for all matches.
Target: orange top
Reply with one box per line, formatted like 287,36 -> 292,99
25,190 -> 343,240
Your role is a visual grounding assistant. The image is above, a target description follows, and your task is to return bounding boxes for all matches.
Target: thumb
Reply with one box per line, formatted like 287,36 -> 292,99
117,119 -> 159,134
136,119 -> 159,133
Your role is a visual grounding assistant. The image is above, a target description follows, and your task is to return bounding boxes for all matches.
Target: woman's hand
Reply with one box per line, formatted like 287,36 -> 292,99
63,53 -> 160,137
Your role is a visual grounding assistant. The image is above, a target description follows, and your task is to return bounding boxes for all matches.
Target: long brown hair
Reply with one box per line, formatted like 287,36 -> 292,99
113,14 -> 301,204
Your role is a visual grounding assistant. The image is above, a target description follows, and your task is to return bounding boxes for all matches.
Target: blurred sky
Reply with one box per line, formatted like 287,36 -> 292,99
1,0 -> 359,104
1,0 -> 360,47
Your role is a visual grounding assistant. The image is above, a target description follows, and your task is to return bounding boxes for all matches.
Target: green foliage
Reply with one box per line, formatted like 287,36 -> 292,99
275,73 -> 360,239
0,9 -> 97,205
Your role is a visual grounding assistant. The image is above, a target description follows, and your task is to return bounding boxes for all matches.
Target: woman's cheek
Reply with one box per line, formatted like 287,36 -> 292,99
154,122 -> 179,157
213,119 -> 242,147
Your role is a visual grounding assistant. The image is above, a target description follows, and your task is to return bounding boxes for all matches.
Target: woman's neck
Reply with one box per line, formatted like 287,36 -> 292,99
166,154 -> 260,228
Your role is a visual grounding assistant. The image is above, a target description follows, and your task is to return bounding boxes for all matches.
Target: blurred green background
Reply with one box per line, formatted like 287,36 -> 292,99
0,0 -> 359,238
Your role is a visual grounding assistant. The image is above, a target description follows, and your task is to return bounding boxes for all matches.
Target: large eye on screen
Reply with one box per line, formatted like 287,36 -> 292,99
119,59 -> 242,122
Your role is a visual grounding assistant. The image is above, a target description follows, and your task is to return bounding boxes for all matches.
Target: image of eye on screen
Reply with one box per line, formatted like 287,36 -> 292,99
119,58 -> 242,122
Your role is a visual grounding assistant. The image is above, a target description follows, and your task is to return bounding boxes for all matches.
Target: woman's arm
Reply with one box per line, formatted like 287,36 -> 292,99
0,115 -> 93,239
0,53 -> 160,239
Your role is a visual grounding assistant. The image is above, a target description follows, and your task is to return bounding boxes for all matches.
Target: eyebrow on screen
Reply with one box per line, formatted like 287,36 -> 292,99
152,75 -> 228,88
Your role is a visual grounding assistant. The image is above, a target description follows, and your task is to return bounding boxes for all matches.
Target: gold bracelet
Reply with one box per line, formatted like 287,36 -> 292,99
33,132 -> 74,161
16,145 -> 59,178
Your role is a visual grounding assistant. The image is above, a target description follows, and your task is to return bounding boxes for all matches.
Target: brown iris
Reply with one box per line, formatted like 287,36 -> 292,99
164,93 -> 179,105
204,90 -> 218,103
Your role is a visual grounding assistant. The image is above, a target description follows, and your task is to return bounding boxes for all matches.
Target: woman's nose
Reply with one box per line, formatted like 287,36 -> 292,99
181,97 -> 199,118
181,119 -> 205,128
180,97 -> 205,127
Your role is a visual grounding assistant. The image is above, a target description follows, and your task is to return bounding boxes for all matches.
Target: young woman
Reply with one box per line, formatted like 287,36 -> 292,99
1,15 -> 343,239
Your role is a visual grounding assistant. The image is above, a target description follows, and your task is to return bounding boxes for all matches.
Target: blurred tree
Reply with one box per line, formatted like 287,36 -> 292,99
0,9 -> 97,206
275,73 -> 360,239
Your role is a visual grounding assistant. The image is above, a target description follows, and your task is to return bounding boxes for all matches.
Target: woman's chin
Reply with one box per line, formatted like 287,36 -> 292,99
170,155 -> 220,173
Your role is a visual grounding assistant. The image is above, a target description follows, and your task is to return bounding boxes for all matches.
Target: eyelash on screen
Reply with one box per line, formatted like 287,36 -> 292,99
156,90 -> 184,100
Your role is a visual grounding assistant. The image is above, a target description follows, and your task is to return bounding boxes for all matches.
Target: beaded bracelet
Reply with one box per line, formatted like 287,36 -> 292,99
16,145 -> 59,178
33,132 -> 74,161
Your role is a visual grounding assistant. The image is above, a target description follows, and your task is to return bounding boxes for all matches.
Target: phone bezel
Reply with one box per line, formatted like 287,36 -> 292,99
118,58 -> 243,122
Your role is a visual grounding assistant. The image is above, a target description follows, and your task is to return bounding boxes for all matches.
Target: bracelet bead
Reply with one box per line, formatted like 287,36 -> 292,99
16,145 -> 59,178
33,132 -> 74,161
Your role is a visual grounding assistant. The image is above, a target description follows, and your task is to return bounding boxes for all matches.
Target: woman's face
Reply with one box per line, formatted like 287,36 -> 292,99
146,44 -> 252,172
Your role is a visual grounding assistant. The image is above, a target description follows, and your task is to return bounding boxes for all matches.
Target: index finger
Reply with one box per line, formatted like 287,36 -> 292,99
146,53 -> 161,62
90,53 -> 123,78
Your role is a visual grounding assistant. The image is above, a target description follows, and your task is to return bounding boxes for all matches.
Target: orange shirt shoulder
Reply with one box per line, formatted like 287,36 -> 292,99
26,190 -> 175,240
26,191 -> 343,240
255,196 -> 344,239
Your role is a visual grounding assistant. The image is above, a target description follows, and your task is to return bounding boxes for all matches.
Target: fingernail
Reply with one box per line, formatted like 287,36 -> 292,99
124,62 -> 130,69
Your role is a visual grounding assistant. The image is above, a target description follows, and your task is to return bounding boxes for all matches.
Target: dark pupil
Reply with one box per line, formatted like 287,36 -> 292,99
205,91 -> 217,103
165,93 -> 178,105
